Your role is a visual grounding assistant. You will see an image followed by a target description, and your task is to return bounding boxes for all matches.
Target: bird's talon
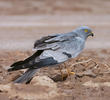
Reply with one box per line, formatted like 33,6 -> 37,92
70,72 -> 75,75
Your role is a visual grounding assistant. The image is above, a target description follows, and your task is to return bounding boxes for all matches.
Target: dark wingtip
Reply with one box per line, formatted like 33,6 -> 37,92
10,61 -> 24,67
8,67 -> 18,72
8,68 -> 13,72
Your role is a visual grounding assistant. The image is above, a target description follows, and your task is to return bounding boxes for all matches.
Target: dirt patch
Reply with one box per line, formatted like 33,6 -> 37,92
0,49 -> 110,100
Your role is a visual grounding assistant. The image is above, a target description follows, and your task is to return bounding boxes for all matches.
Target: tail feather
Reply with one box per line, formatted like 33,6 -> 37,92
8,50 -> 43,72
7,50 -> 44,83
10,61 -> 24,67
14,68 -> 38,83
8,61 -> 30,72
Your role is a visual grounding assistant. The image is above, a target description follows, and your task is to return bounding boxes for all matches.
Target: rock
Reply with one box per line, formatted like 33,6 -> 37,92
31,75 -> 57,88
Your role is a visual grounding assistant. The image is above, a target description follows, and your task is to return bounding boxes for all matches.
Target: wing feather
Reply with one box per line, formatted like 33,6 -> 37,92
34,34 -> 59,48
33,33 -> 64,50
33,32 -> 77,51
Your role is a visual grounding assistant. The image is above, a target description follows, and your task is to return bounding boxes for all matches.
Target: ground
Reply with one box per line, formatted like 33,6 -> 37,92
0,50 -> 110,100
0,0 -> 110,100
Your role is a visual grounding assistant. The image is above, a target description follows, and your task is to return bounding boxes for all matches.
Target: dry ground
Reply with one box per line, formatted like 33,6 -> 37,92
0,0 -> 110,100
0,50 -> 110,100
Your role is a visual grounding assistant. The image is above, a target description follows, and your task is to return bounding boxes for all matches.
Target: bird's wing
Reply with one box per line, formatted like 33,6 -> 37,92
33,33 -> 74,51
39,36 -> 85,63
34,34 -> 59,50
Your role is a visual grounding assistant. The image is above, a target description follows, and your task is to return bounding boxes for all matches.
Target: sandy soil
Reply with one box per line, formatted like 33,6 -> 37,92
0,50 -> 110,100
0,0 -> 110,100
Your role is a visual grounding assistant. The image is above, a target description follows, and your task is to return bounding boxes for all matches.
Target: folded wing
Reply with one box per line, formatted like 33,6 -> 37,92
33,33 -> 72,51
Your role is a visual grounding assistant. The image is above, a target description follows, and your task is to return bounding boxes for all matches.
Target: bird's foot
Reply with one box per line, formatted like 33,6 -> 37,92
66,68 -> 75,76
69,71 -> 75,75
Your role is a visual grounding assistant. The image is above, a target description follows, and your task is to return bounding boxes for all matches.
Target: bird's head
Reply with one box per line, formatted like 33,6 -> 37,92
74,26 -> 94,39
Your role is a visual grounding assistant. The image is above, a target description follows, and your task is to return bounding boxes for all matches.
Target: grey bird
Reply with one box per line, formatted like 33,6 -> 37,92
8,26 -> 94,83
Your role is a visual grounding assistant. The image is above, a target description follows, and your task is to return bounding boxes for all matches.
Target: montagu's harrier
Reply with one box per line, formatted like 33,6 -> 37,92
8,26 -> 94,83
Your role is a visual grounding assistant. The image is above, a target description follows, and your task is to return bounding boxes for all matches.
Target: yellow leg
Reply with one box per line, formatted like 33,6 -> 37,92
59,65 -> 64,80
64,63 -> 75,76
66,67 -> 75,75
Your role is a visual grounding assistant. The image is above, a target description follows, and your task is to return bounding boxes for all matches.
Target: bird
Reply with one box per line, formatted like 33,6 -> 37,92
8,26 -> 94,83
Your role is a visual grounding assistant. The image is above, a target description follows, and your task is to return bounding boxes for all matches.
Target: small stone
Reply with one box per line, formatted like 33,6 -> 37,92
31,75 -> 57,88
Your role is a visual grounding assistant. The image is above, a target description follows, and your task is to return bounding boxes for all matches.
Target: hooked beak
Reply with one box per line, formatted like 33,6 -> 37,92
88,32 -> 94,37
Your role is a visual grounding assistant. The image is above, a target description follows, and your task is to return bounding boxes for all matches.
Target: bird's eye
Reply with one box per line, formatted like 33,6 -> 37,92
84,29 -> 88,33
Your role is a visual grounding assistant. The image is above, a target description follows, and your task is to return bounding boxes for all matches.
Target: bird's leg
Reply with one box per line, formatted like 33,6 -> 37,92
59,65 -> 64,80
64,63 -> 75,76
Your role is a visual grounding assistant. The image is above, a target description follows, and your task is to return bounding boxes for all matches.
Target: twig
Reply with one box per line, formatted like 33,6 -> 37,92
70,59 -> 92,68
